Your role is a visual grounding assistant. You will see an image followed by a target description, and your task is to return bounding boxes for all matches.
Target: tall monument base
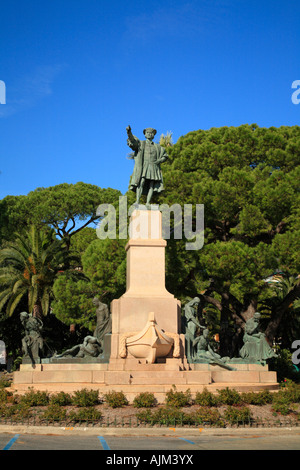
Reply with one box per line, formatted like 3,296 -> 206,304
109,210 -> 183,367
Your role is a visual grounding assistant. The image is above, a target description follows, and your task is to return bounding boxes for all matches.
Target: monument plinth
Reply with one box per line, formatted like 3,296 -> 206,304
109,209 -> 184,365
124,209 -> 172,297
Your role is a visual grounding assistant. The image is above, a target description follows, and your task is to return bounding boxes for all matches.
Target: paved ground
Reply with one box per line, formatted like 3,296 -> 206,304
0,426 -> 300,452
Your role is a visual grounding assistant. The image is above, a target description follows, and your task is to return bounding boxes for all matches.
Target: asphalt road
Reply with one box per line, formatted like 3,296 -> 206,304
1,426 -> 300,452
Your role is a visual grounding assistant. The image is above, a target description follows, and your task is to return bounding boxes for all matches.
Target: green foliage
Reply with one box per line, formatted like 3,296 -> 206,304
0,183 -> 122,326
133,392 -> 157,408
81,238 -> 127,302
279,380 -> 300,402
0,225 -> 73,317
240,390 -> 273,405
0,388 -> 10,403
52,237 -> 127,329
71,388 -> 100,407
216,387 -> 242,406
135,408 -> 154,424
194,388 -> 218,407
196,388 -> 274,407
2,384 -> 300,427
6,402 -> 32,419
151,407 -> 194,425
42,404 -> 67,422
0,374 -> 12,389
52,273 -> 98,329
69,227 -> 98,258
0,404 -> 14,418
271,381 -> 300,416
68,407 -> 102,423
0,195 -> 26,244
271,386 -> 299,415
223,406 -> 253,425
104,390 -> 128,408
19,389 -> 49,407
159,124 -> 300,347
0,183 -> 121,247
136,406 -> 224,426
271,402 -> 292,416
191,407 -> 225,427
165,386 -> 192,407
49,391 -> 72,406
269,349 -> 300,383
136,406 -> 194,425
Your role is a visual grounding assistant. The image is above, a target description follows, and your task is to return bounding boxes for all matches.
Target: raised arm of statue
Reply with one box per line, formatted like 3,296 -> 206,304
126,125 -> 133,139
126,125 -> 140,152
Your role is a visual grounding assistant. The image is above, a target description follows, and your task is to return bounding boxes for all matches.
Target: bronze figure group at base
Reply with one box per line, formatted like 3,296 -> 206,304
183,297 -> 277,369
20,297 -> 112,364
54,297 -> 112,359
20,294 -> 277,368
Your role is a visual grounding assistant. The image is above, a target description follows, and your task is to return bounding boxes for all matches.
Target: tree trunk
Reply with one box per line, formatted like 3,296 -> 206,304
32,302 -> 43,319
242,297 -> 257,322
264,280 -> 300,344
200,291 -> 259,357
219,293 -> 231,357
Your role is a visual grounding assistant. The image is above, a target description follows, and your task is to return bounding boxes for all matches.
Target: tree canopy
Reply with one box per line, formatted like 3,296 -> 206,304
158,124 -> 300,350
51,238 -> 127,331
0,182 -> 122,248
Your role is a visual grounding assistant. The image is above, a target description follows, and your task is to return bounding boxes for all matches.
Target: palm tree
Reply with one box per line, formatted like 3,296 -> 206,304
0,225 -> 74,318
159,131 -> 173,148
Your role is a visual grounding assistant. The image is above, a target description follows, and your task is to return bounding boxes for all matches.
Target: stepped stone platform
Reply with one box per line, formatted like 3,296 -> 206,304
11,359 -> 278,403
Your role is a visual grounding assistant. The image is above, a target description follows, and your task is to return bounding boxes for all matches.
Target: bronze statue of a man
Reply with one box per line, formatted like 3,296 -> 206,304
20,312 -> 44,363
126,125 -> 168,205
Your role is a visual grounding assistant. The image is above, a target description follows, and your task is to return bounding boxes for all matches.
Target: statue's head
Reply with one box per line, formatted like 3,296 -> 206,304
92,297 -> 100,305
254,312 -> 261,321
143,128 -> 157,140
20,312 -> 28,320
192,297 -> 200,305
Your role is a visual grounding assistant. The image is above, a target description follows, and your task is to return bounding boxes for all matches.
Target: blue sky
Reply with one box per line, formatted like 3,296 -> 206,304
0,0 -> 299,200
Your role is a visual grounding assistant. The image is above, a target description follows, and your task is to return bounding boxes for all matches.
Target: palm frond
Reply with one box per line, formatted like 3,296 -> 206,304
0,224 -> 75,317
6,290 -> 27,317
0,288 -> 14,311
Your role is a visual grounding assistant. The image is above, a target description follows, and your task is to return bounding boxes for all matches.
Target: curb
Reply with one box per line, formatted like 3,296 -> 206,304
0,424 -> 299,437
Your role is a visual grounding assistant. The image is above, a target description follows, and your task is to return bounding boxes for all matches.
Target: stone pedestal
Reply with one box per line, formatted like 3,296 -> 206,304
109,209 -> 184,365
